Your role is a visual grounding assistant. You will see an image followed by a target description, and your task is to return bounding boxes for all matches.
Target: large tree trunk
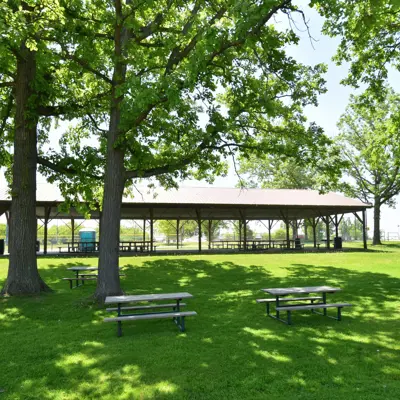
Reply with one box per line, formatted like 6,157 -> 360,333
372,197 -> 382,245
94,126 -> 125,301
1,44 -> 50,295
95,0 -> 128,302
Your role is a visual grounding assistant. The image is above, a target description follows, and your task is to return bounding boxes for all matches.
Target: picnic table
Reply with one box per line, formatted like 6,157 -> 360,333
119,241 -> 153,252
104,292 -> 197,337
63,266 -> 125,289
210,240 -> 272,250
63,266 -> 98,288
257,286 -> 352,325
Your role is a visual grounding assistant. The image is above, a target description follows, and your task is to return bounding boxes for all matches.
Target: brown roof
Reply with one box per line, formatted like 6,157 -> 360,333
0,184 -> 370,220
123,186 -> 366,207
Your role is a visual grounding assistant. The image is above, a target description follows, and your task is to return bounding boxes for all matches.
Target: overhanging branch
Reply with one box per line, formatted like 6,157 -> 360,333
37,156 -> 103,180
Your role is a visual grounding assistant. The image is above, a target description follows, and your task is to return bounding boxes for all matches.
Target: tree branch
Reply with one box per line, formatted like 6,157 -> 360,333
37,156 -> 103,180
37,90 -> 111,116
61,47 -> 113,84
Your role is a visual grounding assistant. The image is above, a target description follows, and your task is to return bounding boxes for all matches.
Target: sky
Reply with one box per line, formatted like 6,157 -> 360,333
1,3 -> 400,237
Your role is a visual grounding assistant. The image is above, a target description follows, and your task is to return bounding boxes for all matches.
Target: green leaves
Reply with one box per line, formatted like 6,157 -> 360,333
337,87 -> 400,206
312,0 -> 400,94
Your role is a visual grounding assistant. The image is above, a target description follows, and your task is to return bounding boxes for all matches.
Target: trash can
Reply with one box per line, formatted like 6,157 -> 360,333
0,239 -> 4,255
36,240 -> 40,252
295,237 -> 302,249
334,237 -> 342,250
79,228 -> 96,251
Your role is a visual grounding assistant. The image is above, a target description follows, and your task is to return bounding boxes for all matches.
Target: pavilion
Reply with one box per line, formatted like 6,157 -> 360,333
0,184 -> 371,254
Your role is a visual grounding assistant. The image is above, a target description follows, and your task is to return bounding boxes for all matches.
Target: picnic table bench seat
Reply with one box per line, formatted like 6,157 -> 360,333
62,277 -> 97,289
257,296 -> 323,314
256,296 -> 323,303
104,311 -> 197,336
276,302 -> 352,325
106,302 -> 187,312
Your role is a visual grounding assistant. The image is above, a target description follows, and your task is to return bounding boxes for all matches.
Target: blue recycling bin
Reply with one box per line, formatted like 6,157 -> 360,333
79,229 -> 96,252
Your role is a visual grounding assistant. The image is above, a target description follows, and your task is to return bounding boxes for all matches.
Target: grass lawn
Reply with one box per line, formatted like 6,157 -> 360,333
1,244 -> 400,399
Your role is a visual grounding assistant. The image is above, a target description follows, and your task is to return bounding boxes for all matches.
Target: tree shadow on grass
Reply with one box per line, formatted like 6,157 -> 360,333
0,258 -> 399,399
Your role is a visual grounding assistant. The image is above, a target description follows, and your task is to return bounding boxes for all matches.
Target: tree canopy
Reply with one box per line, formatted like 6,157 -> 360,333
313,0 -> 400,93
337,87 -> 400,244
237,150 -> 343,191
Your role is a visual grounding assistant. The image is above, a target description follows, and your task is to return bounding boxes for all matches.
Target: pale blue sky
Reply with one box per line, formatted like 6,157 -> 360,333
1,3 -> 399,236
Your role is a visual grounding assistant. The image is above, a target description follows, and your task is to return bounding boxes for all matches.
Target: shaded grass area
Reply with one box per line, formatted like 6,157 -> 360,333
1,246 -> 400,399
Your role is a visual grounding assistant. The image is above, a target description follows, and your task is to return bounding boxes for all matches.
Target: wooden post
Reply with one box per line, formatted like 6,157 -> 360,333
208,220 -> 212,249
325,216 -> 330,249
286,218 -> 290,249
335,214 -> 339,237
143,219 -> 146,242
150,209 -> 154,251
176,219 -> 180,249
71,218 -> 75,243
312,217 -> 317,248
196,210 -> 202,252
239,220 -> 242,247
304,219 -> 308,241
243,219 -> 247,251
362,210 -> 368,250
268,220 -> 272,246
43,206 -> 51,255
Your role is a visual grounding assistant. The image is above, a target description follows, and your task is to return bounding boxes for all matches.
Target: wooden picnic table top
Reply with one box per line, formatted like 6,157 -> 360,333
105,292 -> 193,304
261,286 -> 341,296
67,266 -> 97,271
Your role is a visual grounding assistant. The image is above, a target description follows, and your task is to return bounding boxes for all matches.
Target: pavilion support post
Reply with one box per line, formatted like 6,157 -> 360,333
196,210 -> 202,252
243,219 -> 247,251
286,220 -> 290,249
71,218 -> 75,244
176,219 -> 180,250
325,216 -> 330,249
335,215 -> 339,237
268,220 -> 272,246
362,210 -> 368,250
304,219 -> 308,241
150,209 -> 154,251
279,211 -> 291,249
312,218 -> 317,248
43,206 -> 51,255
353,211 -> 368,249
208,220 -> 212,250
198,220 -> 202,252
143,219 -> 146,242
238,220 -> 242,247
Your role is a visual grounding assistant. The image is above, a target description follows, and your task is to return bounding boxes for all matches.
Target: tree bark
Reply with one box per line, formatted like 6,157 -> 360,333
372,197 -> 382,245
95,0 -> 129,302
1,44 -> 50,295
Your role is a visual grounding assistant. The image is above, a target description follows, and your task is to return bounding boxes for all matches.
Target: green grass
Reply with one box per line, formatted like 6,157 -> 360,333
1,244 -> 400,399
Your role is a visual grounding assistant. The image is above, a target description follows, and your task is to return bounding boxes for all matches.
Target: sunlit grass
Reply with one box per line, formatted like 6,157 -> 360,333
1,243 -> 400,399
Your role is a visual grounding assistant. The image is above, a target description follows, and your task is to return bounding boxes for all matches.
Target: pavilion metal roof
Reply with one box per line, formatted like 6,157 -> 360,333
0,183 -> 370,221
